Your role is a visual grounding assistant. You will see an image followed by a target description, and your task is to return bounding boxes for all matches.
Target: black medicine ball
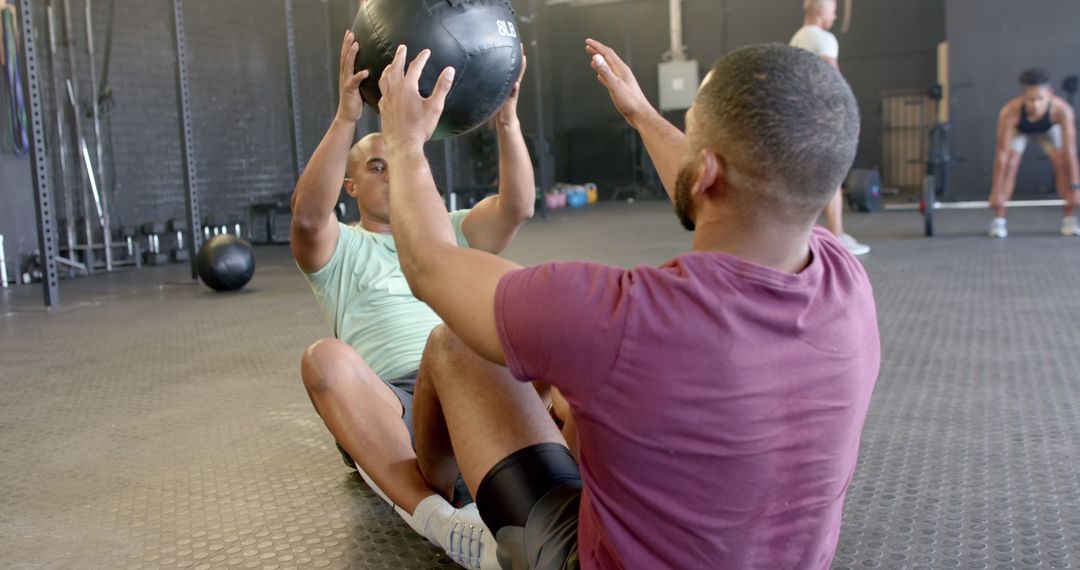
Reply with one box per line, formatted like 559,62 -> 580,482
196,235 -> 255,292
352,0 -> 523,139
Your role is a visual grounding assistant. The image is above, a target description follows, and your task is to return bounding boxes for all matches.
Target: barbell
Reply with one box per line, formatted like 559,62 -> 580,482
881,176 -> 1067,236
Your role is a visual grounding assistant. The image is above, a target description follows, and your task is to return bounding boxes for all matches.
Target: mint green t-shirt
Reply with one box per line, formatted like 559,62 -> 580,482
303,210 -> 471,380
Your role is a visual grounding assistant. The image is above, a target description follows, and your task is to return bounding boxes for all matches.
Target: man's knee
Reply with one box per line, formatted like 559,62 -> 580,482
301,338 -> 360,394
423,325 -> 472,368
419,325 -> 493,396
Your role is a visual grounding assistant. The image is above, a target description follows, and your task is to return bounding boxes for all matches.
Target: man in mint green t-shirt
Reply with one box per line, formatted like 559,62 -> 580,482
289,32 -> 534,570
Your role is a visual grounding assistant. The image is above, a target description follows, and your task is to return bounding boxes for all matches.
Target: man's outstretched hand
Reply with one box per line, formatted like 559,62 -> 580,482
586,38 -> 654,127
377,45 -> 456,150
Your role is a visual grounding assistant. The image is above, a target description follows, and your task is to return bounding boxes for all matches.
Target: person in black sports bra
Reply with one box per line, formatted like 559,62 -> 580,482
989,68 -> 1080,238
1018,101 -> 1055,134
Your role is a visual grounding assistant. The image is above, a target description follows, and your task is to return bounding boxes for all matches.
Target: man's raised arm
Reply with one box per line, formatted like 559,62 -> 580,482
378,46 -> 520,365
290,30 -> 369,273
461,50 -> 536,254
586,39 -> 685,201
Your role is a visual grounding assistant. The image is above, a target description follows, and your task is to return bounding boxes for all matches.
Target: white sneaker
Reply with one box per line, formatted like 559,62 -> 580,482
420,501 -> 499,570
837,233 -> 871,256
1061,216 -> 1080,236
989,218 -> 1008,238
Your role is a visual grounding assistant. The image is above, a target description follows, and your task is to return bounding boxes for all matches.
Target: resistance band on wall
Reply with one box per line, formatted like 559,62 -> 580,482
1,3 -> 29,156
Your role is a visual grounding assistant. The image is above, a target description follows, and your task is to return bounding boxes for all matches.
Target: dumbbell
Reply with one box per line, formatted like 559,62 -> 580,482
168,219 -> 190,263
141,222 -> 169,266
203,217 -> 246,240
119,226 -> 138,257
203,217 -> 221,240
227,218 -> 244,239
119,226 -> 142,267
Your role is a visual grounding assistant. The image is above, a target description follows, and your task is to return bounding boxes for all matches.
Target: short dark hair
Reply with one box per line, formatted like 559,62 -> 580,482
692,44 -> 859,216
1019,68 -> 1051,87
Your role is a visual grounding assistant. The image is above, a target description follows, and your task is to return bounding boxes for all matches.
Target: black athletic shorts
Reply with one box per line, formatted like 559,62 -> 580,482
476,443 -> 583,570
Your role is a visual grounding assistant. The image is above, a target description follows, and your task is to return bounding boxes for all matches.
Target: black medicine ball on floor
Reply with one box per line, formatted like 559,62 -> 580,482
352,0 -> 523,139
196,235 -> 255,292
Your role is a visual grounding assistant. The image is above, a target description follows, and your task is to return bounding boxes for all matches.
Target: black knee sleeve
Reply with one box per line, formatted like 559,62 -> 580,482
475,443 -> 581,535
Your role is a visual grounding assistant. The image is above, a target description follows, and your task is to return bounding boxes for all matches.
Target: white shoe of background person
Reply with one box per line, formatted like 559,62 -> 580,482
1061,216 -> 1080,236
838,233 -> 871,256
989,217 -> 1008,238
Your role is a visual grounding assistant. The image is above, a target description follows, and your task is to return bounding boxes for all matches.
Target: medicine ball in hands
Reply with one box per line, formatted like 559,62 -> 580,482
351,0 -> 523,139
196,235 -> 255,292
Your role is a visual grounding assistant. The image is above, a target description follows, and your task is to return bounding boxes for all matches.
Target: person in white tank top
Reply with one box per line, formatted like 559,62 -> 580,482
790,0 -> 870,256
790,21 -> 839,62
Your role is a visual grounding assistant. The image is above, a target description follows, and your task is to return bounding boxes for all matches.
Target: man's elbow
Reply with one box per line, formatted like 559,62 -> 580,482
291,212 -> 324,237
502,195 -> 535,225
513,201 -> 535,223
291,197 -> 332,236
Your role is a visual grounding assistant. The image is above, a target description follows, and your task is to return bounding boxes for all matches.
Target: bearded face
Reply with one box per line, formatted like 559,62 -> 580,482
674,161 -> 698,232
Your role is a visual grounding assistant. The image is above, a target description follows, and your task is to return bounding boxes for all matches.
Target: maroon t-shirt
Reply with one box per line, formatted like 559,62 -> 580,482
494,227 -> 880,569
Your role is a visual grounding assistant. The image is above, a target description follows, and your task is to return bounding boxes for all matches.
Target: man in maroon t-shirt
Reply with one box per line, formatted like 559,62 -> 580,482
375,40 -> 880,569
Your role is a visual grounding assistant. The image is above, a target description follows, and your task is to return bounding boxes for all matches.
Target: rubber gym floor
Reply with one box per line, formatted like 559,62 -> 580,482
2,201 -> 1080,569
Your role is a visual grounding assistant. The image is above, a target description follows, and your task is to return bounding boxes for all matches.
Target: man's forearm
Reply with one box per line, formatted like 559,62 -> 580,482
292,118 -> 355,226
496,119 -> 536,219
387,145 -> 458,289
630,109 -> 685,201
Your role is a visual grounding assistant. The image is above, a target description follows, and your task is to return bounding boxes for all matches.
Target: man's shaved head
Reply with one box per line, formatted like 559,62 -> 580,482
347,133 -> 385,178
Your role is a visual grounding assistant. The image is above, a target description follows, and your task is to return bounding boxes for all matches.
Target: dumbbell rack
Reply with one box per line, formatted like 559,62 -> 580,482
13,0 -> 207,307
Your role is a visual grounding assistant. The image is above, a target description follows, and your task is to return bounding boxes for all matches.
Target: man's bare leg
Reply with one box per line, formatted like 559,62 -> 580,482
304,338 -> 500,569
823,188 -> 844,237
301,338 -> 434,513
412,352 -> 459,499
413,326 -> 566,497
